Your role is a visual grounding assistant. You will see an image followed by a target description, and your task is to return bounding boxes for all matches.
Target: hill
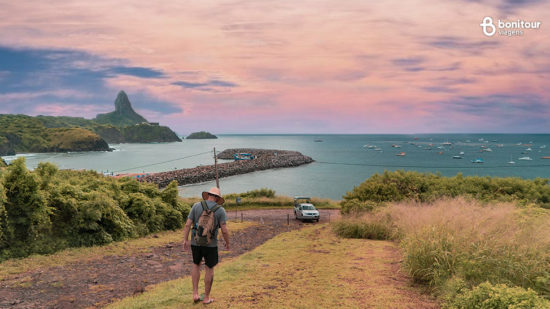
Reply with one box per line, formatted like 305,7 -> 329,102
0,114 -> 110,155
94,91 -> 148,126
0,91 -> 182,155
186,131 -> 217,139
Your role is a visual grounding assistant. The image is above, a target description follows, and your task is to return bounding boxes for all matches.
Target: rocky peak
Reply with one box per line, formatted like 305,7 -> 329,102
114,91 -> 133,115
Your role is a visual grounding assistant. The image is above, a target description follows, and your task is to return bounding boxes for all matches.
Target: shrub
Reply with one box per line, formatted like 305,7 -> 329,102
332,219 -> 395,240
341,171 -> 550,211
0,159 -> 189,261
447,282 -> 550,309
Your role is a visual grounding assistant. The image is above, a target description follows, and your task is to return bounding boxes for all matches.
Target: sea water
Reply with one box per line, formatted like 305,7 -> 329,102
5,134 -> 550,200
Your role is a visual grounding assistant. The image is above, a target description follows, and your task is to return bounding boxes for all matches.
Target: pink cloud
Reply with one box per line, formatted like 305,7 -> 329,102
1,0 -> 549,132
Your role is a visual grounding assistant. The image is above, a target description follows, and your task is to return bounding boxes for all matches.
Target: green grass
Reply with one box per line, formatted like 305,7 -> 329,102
181,195 -> 340,210
107,224 -> 435,309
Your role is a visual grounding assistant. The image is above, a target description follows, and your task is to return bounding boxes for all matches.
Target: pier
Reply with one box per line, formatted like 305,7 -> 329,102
139,148 -> 314,187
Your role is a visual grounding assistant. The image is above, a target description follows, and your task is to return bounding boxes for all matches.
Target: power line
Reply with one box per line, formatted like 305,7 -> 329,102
315,161 -> 550,169
112,151 -> 213,173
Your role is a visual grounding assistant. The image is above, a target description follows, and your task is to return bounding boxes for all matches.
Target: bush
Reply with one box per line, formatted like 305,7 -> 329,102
341,171 -> 550,212
0,159 -> 189,261
332,219 -> 395,240
225,188 -> 276,199
447,282 -> 550,309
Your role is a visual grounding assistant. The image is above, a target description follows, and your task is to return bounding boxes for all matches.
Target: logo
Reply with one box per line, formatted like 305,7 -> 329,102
481,16 -> 541,37
480,17 -> 496,36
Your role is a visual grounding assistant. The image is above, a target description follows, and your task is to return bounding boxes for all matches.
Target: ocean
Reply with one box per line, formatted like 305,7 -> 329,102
4,134 -> 550,200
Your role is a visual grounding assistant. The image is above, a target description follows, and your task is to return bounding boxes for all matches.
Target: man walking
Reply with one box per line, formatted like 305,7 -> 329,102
183,187 -> 230,304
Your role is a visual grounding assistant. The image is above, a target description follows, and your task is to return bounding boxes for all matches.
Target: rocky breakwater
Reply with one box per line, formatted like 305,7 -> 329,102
140,148 -> 313,187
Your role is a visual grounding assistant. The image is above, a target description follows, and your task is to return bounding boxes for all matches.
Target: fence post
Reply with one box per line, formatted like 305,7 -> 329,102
328,212 -> 331,223
287,213 -> 290,225
241,212 -> 243,223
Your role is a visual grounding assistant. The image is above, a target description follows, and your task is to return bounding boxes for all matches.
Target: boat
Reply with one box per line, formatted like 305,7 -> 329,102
374,148 -> 382,151
542,156 -> 550,159
392,144 -> 401,148
395,152 -> 406,156
518,156 -> 533,161
526,147 -> 532,151
541,145 -> 547,149
234,153 -> 255,160
508,155 -> 515,164
442,141 -> 452,146
496,144 -> 504,148
459,151 -> 465,155
314,139 -> 323,142
482,148 -> 492,152
472,158 -> 484,163
452,155 -> 463,159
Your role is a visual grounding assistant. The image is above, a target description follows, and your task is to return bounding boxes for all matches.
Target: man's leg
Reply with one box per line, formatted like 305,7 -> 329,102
190,245 -> 203,301
204,266 -> 214,301
192,263 -> 201,300
203,246 -> 218,303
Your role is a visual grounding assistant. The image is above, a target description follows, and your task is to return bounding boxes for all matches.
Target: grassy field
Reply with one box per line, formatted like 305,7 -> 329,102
107,224 -> 437,309
333,198 -> 550,307
180,196 -> 340,211
0,221 -> 256,281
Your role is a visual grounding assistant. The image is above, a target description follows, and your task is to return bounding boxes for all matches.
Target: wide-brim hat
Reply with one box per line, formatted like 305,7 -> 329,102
202,187 -> 225,205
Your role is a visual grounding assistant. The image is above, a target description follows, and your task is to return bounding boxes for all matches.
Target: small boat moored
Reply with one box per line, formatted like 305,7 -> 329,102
472,158 -> 484,163
395,152 -> 406,156
518,156 -> 533,161
234,153 -> 255,160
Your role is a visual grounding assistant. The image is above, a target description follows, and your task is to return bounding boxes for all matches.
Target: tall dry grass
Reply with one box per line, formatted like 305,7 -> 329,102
334,197 -> 550,301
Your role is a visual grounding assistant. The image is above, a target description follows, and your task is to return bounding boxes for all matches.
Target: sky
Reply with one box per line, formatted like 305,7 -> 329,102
0,0 -> 549,134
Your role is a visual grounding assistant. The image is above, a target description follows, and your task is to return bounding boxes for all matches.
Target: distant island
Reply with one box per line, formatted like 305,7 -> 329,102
186,131 -> 217,139
0,91 -> 181,155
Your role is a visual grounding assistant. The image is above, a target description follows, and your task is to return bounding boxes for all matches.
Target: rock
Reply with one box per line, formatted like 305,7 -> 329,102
95,91 -> 148,127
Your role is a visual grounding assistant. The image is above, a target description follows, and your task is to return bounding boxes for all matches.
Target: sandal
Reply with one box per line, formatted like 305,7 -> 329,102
203,298 -> 214,304
193,294 -> 205,303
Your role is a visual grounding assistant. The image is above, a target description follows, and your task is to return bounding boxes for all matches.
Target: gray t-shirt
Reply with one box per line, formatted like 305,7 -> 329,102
188,200 -> 227,247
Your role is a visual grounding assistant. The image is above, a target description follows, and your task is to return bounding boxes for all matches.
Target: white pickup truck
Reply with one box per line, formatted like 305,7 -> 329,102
293,196 -> 320,222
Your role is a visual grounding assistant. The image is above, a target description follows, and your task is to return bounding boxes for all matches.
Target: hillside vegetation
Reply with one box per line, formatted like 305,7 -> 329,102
0,91 -> 181,155
186,131 -> 217,139
0,114 -> 110,154
341,170 -> 550,213
0,158 -> 190,261
335,171 -> 550,307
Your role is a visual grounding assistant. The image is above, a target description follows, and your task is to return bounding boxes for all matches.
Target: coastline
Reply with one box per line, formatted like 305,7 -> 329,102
138,148 -> 314,187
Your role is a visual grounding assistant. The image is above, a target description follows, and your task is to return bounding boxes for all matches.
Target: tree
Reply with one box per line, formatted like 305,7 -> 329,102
3,158 -> 52,252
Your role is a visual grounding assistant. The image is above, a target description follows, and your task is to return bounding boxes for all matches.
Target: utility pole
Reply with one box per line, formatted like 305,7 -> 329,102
214,147 -> 220,188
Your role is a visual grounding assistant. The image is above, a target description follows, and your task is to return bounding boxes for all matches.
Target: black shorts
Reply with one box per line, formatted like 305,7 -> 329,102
191,245 -> 218,268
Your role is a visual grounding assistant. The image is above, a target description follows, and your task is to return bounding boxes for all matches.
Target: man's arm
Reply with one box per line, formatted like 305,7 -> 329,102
182,218 -> 193,251
220,222 -> 230,250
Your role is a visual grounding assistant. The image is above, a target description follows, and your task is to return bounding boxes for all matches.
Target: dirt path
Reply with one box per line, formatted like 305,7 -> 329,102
107,223 -> 439,309
0,209 -> 339,309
